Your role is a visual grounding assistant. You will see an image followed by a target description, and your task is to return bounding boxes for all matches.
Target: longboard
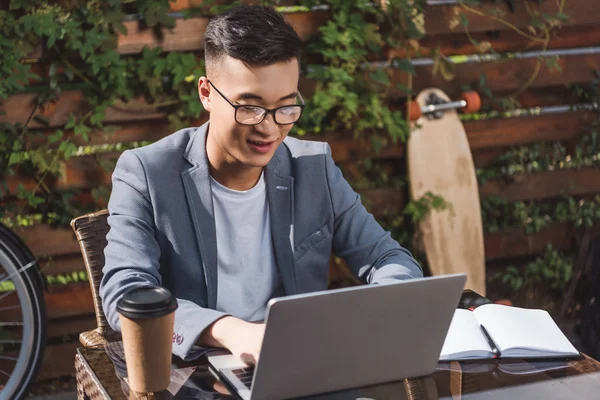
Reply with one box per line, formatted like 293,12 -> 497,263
407,88 -> 486,295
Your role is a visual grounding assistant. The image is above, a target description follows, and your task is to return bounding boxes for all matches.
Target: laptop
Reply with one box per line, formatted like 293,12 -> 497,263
208,273 -> 466,400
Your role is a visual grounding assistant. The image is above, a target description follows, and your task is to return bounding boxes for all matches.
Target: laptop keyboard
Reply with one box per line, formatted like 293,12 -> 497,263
232,367 -> 255,389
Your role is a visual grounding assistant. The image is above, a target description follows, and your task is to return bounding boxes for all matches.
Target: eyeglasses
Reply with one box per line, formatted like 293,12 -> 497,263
208,80 -> 305,126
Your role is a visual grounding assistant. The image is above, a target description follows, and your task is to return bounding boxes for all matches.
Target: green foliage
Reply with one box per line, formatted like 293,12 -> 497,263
481,195 -> 600,234
45,271 -> 88,286
492,246 -> 573,292
404,191 -> 453,225
477,131 -> 600,184
0,271 -> 88,291
0,0 -> 204,225
0,280 -> 15,293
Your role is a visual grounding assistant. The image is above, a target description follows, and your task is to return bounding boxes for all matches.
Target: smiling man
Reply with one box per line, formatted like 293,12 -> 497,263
100,5 -> 422,364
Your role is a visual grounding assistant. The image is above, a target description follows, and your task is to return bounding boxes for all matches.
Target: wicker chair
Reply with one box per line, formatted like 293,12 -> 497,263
71,209 -> 120,347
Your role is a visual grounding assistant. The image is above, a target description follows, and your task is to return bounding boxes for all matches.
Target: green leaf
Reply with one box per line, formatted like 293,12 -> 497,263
65,115 -> 76,130
74,124 -> 91,141
8,152 -> 22,166
27,195 -> 45,207
90,112 -> 104,127
394,59 -> 415,74
48,129 -> 64,144
369,69 -> 390,86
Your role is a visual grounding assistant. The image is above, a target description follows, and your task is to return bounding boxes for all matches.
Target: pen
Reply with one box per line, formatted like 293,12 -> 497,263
480,324 -> 501,358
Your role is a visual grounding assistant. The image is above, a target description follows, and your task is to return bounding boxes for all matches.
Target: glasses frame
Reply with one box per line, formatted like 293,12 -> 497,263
207,80 -> 305,126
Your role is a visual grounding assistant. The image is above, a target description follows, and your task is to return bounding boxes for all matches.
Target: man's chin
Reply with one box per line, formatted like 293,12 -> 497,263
243,158 -> 272,169
240,150 -> 277,168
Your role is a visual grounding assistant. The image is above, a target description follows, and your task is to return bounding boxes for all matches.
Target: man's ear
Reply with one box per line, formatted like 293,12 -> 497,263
198,77 -> 212,112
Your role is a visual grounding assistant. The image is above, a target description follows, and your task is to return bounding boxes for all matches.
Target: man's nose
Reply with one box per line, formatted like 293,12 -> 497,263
256,113 -> 279,136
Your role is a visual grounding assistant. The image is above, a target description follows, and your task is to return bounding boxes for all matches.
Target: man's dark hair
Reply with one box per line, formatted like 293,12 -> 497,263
204,6 -> 302,74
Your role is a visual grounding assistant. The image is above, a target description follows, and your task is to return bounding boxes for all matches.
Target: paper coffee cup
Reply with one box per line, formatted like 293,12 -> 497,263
117,286 -> 178,393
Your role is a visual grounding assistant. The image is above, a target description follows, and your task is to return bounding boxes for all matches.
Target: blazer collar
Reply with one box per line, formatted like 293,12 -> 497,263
264,145 -> 298,295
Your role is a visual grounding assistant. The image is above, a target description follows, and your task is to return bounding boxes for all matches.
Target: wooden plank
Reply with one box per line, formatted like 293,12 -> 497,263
56,155 -> 115,190
424,0 -> 600,35
38,253 -> 86,276
118,17 -> 208,54
14,224 -> 79,258
4,173 -> 54,195
360,187 -> 405,216
44,282 -> 95,320
117,11 -> 329,54
480,168 -> 600,202
508,85 -> 584,109
484,223 -> 573,261
390,53 -> 600,98
465,110 -> 596,151
54,117 -> 205,147
414,24 -> 600,59
47,315 -> 96,339
0,282 -> 94,323
284,11 -> 332,42
360,169 -> 600,213
36,342 -> 79,380
0,92 -> 166,129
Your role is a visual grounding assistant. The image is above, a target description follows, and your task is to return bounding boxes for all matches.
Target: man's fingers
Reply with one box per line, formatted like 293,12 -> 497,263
240,352 -> 258,365
213,380 -> 231,395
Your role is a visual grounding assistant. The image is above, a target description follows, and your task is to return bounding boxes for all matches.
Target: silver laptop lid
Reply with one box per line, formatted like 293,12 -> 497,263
250,273 -> 466,400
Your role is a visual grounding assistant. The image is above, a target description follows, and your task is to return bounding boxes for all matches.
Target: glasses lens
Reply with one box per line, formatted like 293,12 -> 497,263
236,106 -> 266,125
275,106 -> 303,124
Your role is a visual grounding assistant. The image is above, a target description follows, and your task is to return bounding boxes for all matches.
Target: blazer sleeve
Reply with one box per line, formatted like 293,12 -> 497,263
324,144 -> 423,283
100,150 -> 229,360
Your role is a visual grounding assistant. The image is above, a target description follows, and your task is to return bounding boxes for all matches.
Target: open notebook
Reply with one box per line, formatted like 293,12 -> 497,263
440,304 -> 580,361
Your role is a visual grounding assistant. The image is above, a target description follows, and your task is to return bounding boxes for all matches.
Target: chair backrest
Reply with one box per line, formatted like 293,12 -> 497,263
71,209 -> 116,341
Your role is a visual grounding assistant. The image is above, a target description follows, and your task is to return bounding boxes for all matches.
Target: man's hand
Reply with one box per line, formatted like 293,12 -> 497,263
199,316 -> 265,365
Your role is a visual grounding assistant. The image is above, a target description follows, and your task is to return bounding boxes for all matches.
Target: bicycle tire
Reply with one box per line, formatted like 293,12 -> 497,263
0,224 -> 46,400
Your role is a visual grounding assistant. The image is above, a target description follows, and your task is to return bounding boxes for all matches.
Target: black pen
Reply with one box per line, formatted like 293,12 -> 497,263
480,324 -> 501,358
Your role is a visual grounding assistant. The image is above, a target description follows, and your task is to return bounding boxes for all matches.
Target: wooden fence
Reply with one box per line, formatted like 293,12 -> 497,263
1,0 -> 600,380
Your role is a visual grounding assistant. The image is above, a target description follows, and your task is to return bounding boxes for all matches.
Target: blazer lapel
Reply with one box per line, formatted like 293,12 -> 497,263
181,123 -> 218,309
265,149 -> 298,295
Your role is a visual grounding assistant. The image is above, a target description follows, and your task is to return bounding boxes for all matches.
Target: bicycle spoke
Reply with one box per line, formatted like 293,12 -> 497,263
0,340 -> 22,344
0,322 -> 23,326
0,290 -> 15,302
0,260 -> 36,286
0,368 -> 11,378
0,305 -> 20,312
0,355 -> 18,361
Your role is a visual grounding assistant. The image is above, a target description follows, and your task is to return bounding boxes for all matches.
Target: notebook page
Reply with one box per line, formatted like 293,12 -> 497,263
440,309 -> 493,360
474,304 -> 579,357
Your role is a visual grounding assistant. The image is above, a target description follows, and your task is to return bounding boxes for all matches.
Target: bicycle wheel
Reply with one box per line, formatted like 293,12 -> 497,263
0,224 -> 46,400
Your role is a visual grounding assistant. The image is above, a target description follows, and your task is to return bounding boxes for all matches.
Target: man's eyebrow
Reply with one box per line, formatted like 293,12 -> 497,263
237,92 -> 298,102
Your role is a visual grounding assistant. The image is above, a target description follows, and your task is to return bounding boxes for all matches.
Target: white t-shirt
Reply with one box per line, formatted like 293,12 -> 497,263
210,172 -> 283,321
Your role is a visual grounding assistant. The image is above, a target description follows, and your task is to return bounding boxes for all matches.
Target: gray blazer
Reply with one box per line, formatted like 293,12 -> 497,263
100,123 -> 422,359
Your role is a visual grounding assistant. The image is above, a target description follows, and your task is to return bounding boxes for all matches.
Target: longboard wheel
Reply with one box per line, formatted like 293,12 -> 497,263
409,100 -> 422,121
460,91 -> 481,113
